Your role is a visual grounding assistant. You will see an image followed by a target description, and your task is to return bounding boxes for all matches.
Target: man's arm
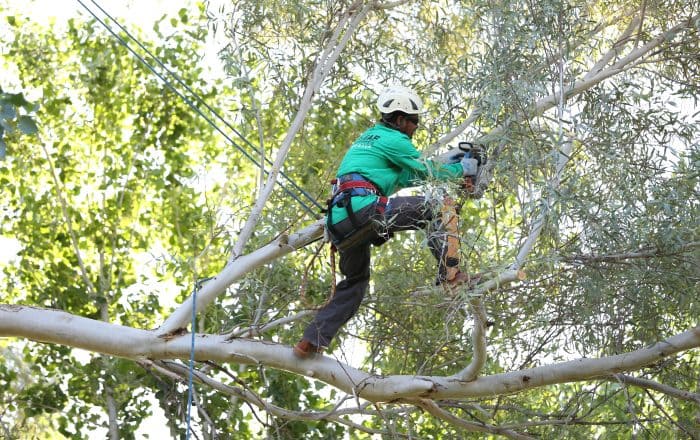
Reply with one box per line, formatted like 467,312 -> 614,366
384,138 -> 463,185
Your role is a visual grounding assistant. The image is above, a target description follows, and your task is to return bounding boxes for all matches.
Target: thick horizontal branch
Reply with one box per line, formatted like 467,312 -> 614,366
2,305 -> 697,403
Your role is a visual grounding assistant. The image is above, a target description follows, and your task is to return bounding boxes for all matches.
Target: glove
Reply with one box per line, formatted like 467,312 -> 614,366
460,156 -> 479,176
458,142 -> 487,165
446,152 -> 465,164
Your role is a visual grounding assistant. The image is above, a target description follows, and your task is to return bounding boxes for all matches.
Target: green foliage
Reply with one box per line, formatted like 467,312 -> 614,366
0,86 -> 38,159
0,2 -> 239,437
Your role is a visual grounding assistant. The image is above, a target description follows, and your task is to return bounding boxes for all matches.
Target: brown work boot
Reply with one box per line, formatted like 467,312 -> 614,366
293,339 -> 323,359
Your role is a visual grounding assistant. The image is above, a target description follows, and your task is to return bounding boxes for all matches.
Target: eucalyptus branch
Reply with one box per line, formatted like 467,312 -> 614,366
568,241 -> 700,264
583,16 -> 641,81
414,399 -> 534,440
150,359 -> 393,436
159,220 -> 324,336
500,417 -> 662,429
40,142 -> 97,297
227,310 -> 315,338
104,385 -> 118,440
644,388 -> 695,438
452,270 -> 525,382
6,306 -> 696,403
192,388 -> 216,433
160,3 -> 403,334
228,1 -> 373,263
453,297 -> 487,382
611,374 -> 700,404
618,375 -> 641,436
427,11 -> 630,155
510,133 -> 573,271
432,13 -> 700,164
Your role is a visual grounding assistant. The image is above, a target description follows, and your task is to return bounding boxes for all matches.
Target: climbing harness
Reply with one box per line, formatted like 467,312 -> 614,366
325,173 -> 388,252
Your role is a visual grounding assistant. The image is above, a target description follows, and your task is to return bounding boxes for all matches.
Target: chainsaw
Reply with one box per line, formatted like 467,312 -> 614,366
447,141 -> 488,198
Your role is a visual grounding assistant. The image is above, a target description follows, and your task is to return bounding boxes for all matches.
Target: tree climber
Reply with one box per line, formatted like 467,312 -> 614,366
294,85 -> 485,358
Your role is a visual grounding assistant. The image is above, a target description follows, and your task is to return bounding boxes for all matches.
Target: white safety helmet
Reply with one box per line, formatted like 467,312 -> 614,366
376,86 -> 423,115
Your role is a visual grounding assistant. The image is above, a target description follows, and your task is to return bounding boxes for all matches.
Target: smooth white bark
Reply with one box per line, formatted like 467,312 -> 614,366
452,270 -> 525,381
2,305 -> 697,403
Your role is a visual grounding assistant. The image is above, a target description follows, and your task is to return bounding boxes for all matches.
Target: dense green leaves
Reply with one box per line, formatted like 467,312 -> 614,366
0,87 -> 38,159
0,2 -> 237,437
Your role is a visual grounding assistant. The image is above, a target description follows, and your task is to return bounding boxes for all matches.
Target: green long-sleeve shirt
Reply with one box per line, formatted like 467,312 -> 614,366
329,123 -> 463,224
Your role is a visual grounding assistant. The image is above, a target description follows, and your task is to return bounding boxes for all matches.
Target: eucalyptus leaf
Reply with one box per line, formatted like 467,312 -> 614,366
16,116 -> 38,135
1,103 -> 16,120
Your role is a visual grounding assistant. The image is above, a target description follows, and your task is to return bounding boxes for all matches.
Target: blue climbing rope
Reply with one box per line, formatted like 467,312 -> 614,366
186,286 -> 197,439
185,277 -> 212,437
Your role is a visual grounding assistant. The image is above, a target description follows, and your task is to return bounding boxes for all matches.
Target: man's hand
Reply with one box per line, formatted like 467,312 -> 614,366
456,143 -> 487,198
458,141 -> 487,166
446,151 -> 465,164
460,156 -> 479,176
471,145 -> 487,166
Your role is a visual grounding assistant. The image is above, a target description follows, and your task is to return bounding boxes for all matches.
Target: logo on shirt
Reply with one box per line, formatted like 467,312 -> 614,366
353,133 -> 380,149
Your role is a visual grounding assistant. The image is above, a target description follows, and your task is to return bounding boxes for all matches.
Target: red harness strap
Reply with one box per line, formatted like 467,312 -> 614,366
332,179 -> 380,194
333,179 -> 388,213
326,176 -> 389,246
375,195 -> 388,214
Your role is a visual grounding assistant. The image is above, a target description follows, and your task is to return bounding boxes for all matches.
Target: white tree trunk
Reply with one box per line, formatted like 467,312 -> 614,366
2,305 -> 697,403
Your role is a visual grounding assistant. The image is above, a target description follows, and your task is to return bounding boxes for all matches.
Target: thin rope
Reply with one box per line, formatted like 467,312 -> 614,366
75,0 -> 322,216
86,0 -> 320,213
186,285 -> 196,439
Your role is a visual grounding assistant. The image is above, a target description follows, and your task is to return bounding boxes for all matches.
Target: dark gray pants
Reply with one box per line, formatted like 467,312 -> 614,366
302,195 -> 450,348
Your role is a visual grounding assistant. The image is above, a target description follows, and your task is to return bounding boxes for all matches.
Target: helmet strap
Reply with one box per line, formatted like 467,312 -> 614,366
381,112 -> 404,130
380,115 -> 400,131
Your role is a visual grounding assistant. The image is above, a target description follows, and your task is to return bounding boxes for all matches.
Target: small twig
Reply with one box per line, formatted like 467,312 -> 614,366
611,374 -> 700,405
616,375 -> 641,439
644,389 -> 695,438
415,399 -> 534,440
227,310 -> 314,338
299,242 -> 325,303
192,389 -> 217,438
